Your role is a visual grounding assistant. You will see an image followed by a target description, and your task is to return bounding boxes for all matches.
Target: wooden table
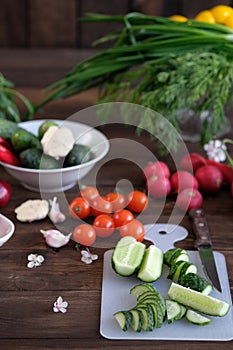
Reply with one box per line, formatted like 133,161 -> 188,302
0,89 -> 232,349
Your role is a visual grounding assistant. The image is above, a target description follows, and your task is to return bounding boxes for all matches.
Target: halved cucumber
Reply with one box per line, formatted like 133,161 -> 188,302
179,273 -> 213,295
137,244 -> 163,282
114,310 -> 132,331
186,309 -> 211,326
165,299 -> 183,324
168,283 -> 230,317
129,309 -> 143,332
112,236 -> 146,276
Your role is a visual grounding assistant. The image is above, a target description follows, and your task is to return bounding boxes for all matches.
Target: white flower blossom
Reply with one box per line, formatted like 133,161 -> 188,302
53,296 -> 68,313
81,248 -> 98,264
204,139 -> 227,162
27,253 -> 44,268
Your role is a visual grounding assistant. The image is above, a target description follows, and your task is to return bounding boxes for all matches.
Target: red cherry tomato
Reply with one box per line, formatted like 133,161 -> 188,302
0,145 -> 20,166
127,190 -> 148,213
80,186 -> 99,203
105,192 -> 126,212
93,214 -> 115,238
91,196 -> 113,216
119,219 -> 145,242
73,224 -> 96,246
112,209 -> 134,228
69,197 -> 90,219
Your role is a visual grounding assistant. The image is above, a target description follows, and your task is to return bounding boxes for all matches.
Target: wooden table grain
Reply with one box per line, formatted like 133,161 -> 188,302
0,90 -> 232,349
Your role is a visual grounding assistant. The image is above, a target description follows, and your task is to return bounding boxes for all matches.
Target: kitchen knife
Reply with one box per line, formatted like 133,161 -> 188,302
189,208 -> 222,292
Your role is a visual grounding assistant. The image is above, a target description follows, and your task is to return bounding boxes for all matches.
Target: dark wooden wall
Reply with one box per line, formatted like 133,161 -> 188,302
0,0 -> 232,87
1,0 -> 232,48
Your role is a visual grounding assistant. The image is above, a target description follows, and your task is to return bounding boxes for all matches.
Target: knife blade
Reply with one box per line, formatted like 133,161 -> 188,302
189,208 -> 222,292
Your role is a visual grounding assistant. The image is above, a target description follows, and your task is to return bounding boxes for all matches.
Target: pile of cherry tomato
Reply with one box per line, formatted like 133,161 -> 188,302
69,187 -> 148,246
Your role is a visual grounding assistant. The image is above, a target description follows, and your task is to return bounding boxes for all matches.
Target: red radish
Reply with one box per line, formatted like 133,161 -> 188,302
143,161 -> 170,180
180,153 -> 206,172
0,137 -> 12,149
206,159 -> 233,185
171,170 -> 199,192
0,180 -> 11,208
195,165 -> 223,193
176,188 -> 203,211
146,175 -> 171,198
0,145 -> 20,166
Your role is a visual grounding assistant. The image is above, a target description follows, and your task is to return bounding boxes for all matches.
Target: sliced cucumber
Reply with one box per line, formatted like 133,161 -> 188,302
180,305 -> 187,318
178,262 -> 197,282
111,236 -> 146,276
186,309 -> 211,326
114,311 -> 132,331
136,304 -> 155,331
137,292 -> 166,318
164,248 -> 189,267
165,299 -> 183,324
129,309 -> 143,332
130,283 -> 157,298
179,273 -> 213,295
137,244 -> 163,282
168,283 -> 230,317
167,260 -> 187,281
150,303 -> 164,328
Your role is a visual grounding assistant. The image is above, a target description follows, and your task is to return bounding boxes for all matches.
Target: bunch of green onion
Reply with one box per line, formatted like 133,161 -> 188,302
36,13 -> 233,151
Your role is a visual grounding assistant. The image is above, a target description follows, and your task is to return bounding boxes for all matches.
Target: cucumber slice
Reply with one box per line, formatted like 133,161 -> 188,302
129,309 -> 143,332
114,311 -> 132,331
178,262 -> 197,282
180,305 -> 187,318
168,283 -> 230,316
186,309 -> 211,326
112,236 -> 146,276
130,283 -> 157,298
137,244 -> 163,282
165,300 -> 182,323
137,293 -> 166,318
167,260 -> 187,282
150,303 -> 164,328
164,248 -> 189,267
136,304 -> 155,331
179,273 -> 213,295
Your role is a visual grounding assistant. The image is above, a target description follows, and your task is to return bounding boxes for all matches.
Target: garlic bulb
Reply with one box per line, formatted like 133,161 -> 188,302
48,197 -> 66,224
40,229 -> 72,248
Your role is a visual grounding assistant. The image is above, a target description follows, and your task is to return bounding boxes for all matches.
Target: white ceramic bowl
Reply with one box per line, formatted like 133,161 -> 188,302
0,214 -> 15,247
0,119 -> 109,192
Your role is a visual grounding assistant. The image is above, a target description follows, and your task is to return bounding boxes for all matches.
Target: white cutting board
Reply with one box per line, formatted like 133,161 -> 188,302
100,224 -> 233,341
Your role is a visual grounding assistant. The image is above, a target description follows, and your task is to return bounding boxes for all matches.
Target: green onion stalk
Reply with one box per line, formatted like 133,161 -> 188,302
36,13 -> 233,152
0,74 -> 34,122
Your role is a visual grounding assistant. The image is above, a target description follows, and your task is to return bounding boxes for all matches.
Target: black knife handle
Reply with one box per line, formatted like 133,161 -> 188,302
189,208 -> 212,247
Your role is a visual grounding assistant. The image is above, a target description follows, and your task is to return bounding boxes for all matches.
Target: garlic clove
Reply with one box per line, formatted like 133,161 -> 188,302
48,197 -> 66,224
40,229 -> 72,248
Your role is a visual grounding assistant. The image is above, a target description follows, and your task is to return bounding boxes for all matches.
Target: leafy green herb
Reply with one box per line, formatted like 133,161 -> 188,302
36,13 -> 233,152
0,74 -> 34,122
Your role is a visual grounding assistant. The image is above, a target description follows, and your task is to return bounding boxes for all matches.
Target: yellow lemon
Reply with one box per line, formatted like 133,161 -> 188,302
194,10 -> 216,24
224,13 -> 233,29
210,5 -> 233,24
170,15 -> 188,22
